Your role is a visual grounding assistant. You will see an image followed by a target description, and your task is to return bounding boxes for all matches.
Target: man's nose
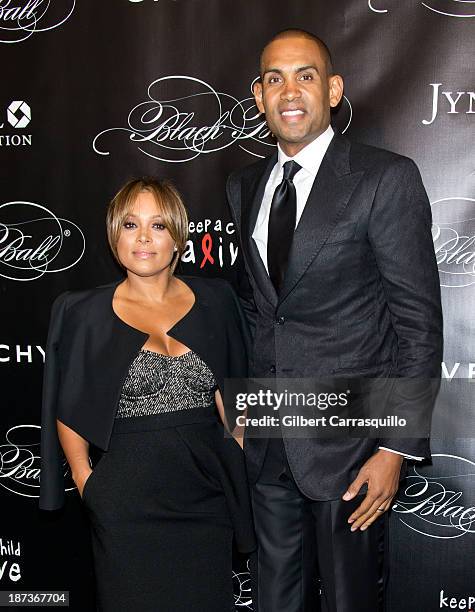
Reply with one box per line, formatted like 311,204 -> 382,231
281,79 -> 301,101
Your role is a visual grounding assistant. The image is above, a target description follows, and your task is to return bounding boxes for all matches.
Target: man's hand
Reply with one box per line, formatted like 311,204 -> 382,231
342,449 -> 404,531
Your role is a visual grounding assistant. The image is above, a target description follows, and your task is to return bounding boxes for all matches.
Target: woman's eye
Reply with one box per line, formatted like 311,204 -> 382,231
123,221 -> 136,228
153,223 -> 166,230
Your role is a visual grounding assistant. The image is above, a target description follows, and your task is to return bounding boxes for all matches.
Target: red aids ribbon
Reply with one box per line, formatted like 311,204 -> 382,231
200,233 -> 215,268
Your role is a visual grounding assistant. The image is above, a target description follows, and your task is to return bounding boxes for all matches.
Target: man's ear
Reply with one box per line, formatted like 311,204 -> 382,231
328,74 -> 344,108
253,80 -> 265,114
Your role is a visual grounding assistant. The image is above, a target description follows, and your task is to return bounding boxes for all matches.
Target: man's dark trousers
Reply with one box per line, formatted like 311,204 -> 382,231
250,437 -> 387,612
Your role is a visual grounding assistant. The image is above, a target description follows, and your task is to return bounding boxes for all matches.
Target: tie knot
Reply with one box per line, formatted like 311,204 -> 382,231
282,160 -> 302,182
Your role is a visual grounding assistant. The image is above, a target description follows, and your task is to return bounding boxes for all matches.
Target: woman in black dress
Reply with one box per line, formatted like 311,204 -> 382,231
39,178 -> 256,611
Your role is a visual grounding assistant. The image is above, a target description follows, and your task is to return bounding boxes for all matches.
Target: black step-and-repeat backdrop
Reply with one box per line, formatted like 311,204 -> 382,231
1,1 -> 474,610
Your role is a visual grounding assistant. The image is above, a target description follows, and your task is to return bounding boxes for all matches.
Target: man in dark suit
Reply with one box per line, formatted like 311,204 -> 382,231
226,29 -> 443,611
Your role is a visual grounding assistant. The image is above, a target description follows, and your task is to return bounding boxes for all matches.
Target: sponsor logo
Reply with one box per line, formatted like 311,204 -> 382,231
184,218 -> 238,269
0,344 -> 45,363
0,424 -> 74,498
0,201 -> 85,281
439,589 -> 475,610
423,84 -> 475,125
393,453 -> 475,539
442,362 -> 475,379
93,75 -> 352,163
0,0 -> 76,44
0,100 -> 32,147
431,197 -> 475,288
368,0 -> 475,17
7,101 -> 30,128
0,538 -> 22,583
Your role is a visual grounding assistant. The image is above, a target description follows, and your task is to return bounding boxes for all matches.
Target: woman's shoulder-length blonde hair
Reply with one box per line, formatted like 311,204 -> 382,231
106,177 -> 189,274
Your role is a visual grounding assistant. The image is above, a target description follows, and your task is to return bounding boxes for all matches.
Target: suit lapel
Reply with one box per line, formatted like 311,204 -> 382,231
241,153 -> 278,306
278,134 -> 364,304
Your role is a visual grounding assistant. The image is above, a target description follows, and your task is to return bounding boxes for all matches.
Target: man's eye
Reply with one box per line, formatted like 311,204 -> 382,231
300,74 -> 313,81
268,76 -> 281,84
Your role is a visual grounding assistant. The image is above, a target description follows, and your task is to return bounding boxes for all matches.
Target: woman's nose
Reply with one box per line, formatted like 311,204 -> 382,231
137,230 -> 151,243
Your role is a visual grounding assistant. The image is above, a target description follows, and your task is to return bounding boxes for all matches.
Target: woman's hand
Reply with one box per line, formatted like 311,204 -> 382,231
214,390 -> 245,449
233,435 -> 244,449
74,468 -> 93,499
57,418 -> 93,499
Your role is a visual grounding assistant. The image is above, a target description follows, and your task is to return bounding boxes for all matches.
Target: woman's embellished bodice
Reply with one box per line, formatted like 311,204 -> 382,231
115,349 -> 217,419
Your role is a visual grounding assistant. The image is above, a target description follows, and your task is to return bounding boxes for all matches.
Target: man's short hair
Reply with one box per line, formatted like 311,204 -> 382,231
260,29 -> 334,76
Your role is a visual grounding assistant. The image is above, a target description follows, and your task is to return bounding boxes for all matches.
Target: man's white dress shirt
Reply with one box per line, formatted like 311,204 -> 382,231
252,124 -> 422,462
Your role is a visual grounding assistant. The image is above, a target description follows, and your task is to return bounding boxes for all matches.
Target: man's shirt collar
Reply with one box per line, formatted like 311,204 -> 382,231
277,124 -> 334,177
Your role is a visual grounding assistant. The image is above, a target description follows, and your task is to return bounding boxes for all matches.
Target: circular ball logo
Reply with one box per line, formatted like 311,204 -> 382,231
0,424 -> 77,498
7,101 -> 31,129
93,75 -> 275,163
368,0 -> 475,17
0,1 -> 76,45
368,0 -> 388,13
331,95 -> 353,135
0,201 -> 85,282
393,453 -> 475,539
431,197 -> 475,288
422,0 -> 475,18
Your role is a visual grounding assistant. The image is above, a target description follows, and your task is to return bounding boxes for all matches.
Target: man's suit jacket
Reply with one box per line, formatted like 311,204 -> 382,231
39,275 -> 251,513
227,132 -> 443,501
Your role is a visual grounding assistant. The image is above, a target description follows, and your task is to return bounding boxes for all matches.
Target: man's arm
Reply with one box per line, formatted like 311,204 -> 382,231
378,447 -> 423,461
369,157 -> 443,374
342,156 -> 443,529
369,156 -> 443,456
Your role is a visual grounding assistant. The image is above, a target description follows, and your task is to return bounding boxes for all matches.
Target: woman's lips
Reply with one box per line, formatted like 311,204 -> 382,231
133,251 -> 156,259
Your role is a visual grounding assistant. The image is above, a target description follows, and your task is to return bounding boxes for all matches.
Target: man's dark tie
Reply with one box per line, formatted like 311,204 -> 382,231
267,160 -> 302,293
